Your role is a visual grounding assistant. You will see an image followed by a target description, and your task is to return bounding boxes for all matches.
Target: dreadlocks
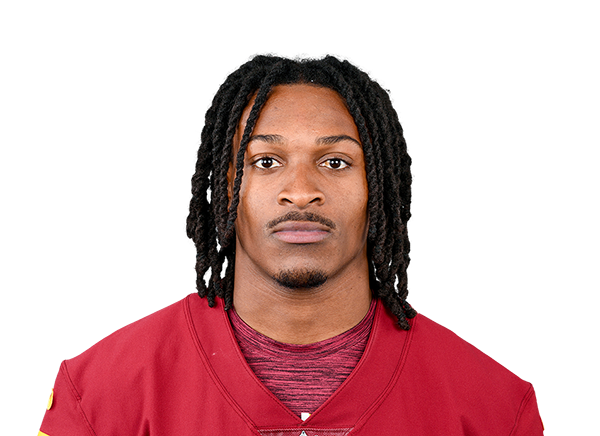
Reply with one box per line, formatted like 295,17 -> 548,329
186,55 -> 417,330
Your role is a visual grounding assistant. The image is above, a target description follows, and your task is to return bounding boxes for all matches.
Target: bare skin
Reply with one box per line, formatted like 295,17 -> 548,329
228,84 -> 371,344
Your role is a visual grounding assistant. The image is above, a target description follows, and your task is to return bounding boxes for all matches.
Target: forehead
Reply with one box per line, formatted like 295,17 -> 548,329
236,84 -> 359,142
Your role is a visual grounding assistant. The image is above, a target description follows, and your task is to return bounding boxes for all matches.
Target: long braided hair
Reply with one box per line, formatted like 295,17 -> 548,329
186,55 -> 417,329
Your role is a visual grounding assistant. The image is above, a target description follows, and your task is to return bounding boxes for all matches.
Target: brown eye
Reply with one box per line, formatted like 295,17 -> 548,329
329,159 -> 342,169
321,158 -> 349,169
254,157 -> 281,169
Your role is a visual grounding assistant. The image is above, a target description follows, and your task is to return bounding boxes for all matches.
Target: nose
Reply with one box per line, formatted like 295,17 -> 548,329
277,164 -> 324,209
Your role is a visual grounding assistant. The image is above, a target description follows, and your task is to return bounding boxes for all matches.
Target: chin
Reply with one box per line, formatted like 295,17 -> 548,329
273,269 -> 328,289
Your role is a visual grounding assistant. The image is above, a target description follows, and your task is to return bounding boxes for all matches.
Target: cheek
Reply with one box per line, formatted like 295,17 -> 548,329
235,176 -> 270,236
239,172 -> 278,211
338,179 -> 369,234
352,171 -> 369,211
354,201 -> 370,235
355,177 -> 370,235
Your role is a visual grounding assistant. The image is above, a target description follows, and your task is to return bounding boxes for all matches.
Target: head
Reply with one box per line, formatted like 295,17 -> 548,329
186,55 -> 416,329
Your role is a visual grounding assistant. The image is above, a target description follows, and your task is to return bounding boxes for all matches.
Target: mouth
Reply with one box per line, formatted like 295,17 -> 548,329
271,222 -> 331,244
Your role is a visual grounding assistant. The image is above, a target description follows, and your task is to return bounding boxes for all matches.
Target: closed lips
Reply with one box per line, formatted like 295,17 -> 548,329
272,222 -> 330,243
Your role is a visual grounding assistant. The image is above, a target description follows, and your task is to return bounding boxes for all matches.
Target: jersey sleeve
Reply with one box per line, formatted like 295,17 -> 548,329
38,362 -> 96,436
510,385 -> 544,436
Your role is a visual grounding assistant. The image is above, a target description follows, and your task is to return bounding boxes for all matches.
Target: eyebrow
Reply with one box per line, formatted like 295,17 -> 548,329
248,134 -> 361,147
316,135 -> 361,147
248,134 -> 284,144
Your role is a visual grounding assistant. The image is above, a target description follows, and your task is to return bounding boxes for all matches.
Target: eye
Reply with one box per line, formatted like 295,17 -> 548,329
320,158 -> 350,169
253,156 -> 282,169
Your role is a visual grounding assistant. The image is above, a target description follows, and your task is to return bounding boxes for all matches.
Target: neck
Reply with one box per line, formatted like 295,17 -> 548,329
232,262 -> 372,345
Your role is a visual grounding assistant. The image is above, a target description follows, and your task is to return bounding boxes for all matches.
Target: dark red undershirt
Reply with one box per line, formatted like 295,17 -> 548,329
229,300 -> 376,418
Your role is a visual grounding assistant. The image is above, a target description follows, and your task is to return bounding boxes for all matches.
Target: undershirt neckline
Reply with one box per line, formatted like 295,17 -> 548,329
229,299 -> 376,416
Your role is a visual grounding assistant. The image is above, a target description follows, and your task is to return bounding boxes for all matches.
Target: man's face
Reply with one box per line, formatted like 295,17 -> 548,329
229,84 -> 369,290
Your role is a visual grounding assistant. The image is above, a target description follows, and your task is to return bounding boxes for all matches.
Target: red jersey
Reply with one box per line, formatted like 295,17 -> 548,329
38,294 -> 543,435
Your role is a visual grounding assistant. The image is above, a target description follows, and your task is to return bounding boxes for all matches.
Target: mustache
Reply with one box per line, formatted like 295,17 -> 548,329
266,211 -> 337,230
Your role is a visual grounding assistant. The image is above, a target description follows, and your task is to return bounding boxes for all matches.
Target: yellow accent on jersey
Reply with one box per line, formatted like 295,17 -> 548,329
38,431 -> 50,436
47,389 -> 54,410
37,388 -> 54,409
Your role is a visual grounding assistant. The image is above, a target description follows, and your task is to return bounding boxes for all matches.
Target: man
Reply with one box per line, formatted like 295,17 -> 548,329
38,55 -> 544,435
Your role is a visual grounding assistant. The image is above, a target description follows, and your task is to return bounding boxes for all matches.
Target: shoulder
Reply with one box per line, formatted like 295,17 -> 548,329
377,307 -> 524,377
408,313 -> 527,387
399,313 -> 540,432
40,295 -> 230,435
62,295 -> 202,393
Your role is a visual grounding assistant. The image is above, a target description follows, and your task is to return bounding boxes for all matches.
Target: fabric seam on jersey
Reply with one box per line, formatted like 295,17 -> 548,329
232,300 -> 375,425
509,383 -> 534,436
60,361 -> 98,436
351,313 -> 417,433
183,295 -> 268,434
259,426 -> 353,435
298,300 -> 379,423
221,299 -> 302,421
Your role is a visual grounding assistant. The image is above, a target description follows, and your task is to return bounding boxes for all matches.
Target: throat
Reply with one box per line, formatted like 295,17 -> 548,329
232,287 -> 373,345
